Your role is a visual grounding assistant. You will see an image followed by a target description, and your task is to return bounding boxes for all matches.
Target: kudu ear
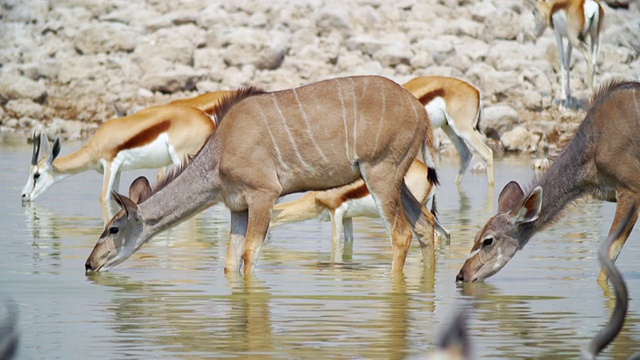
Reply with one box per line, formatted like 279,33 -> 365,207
111,190 -> 141,220
510,186 -> 543,224
497,181 -> 525,213
129,176 -> 152,204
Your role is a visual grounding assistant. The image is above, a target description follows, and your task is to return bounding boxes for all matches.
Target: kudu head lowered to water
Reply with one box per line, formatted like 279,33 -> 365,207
457,79 -> 640,283
85,75 -> 440,275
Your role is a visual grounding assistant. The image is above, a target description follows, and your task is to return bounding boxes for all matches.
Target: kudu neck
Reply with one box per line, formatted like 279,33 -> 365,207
139,157 -> 219,237
519,139 -> 593,242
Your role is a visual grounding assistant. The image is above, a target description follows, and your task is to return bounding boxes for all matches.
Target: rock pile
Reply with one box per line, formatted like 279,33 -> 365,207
1,0 -> 639,153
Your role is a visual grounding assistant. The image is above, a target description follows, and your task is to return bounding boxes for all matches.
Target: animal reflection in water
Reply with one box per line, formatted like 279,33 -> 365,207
85,76 -> 439,275
457,80 -> 640,283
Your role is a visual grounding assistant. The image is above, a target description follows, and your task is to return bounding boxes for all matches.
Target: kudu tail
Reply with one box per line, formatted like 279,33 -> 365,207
422,135 -> 440,187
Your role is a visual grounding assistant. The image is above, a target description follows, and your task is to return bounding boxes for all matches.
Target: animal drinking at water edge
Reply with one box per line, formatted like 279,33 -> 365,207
527,0 -> 604,109
403,76 -> 494,185
456,80 -> 640,283
429,207 -> 636,359
21,105 -> 215,223
270,158 -> 451,259
85,75 -> 439,275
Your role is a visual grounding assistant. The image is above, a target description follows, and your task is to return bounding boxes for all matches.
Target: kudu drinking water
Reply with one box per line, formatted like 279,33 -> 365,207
456,79 -> 640,283
85,75 -> 439,275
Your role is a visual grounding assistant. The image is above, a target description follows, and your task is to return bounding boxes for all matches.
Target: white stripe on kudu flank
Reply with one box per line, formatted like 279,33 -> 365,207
271,93 -> 314,171
293,88 -> 329,162
257,103 -> 289,170
350,78 -> 358,159
335,79 -> 351,161
374,84 -> 386,151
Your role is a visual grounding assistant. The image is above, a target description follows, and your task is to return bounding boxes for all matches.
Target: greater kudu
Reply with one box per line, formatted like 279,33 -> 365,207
456,79 -> 640,283
85,75 -> 439,275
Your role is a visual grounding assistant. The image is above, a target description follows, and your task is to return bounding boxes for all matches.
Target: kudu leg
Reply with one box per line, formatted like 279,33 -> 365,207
400,182 -> 437,268
225,210 -> 248,274
598,195 -> 639,282
362,164 -> 414,273
243,193 -> 280,276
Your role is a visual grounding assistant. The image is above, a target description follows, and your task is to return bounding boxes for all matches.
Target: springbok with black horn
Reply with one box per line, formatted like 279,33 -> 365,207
527,0 -> 604,109
403,76 -> 494,185
21,105 -> 215,222
456,80 -> 640,283
85,75 -> 440,275
270,158 -> 450,247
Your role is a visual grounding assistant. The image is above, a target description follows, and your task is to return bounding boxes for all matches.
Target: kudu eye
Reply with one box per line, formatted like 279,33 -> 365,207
109,226 -> 119,235
34,173 -> 40,180
482,237 -> 494,248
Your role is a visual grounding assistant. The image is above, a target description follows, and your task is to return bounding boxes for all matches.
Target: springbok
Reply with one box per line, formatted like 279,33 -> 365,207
527,0 -> 604,109
21,105 -> 215,222
403,76 -> 494,185
270,158 -> 450,247
456,79 -> 640,283
84,75 -> 440,275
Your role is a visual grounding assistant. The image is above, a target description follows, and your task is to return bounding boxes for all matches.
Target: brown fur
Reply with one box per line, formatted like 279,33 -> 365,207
114,120 -> 171,157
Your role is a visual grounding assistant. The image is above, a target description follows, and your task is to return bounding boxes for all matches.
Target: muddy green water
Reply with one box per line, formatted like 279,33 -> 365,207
0,133 -> 638,359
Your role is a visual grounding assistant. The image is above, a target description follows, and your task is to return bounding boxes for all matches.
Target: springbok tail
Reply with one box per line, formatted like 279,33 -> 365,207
430,193 -> 439,220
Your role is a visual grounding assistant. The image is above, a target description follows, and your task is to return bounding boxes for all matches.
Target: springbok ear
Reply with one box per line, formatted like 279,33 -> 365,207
49,137 -> 62,165
497,181 -> 525,213
31,132 -> 41,166
38,133 -> 51,163
113,100 -> 126,118
510,186 -> 543,224
111,190 -> 140,220
129,176 -> 152,204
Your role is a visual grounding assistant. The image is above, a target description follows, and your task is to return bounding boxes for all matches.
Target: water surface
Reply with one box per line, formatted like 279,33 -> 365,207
1,134 -> 638,359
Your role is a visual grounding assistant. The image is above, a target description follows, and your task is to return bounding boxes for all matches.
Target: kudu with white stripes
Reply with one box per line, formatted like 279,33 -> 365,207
85,75 -> 440,275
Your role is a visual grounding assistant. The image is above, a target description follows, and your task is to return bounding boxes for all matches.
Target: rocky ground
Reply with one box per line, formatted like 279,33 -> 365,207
1,0 -> 639,159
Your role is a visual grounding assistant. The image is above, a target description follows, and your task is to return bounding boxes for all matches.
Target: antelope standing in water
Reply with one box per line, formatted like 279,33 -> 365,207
456,80 -> 640,283
270,158 -> 450,248
403,76 -> 494,185
527,0 -> 604,109
85,75 -> 440,275
21,105 -> 215,222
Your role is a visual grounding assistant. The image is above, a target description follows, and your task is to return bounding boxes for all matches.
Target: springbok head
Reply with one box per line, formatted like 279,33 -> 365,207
85,176 -> 152,273
525,0 -> 552,37
456,181 -> 542,282
21,132 -> 61,202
